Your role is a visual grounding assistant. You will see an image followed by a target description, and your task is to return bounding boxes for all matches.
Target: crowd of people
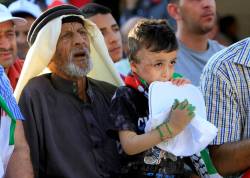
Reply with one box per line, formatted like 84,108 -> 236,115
0,0 -> 249,178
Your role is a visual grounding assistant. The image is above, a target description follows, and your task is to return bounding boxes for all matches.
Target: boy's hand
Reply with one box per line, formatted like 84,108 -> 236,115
167,99 -> 195,137
170,78 -> 191,86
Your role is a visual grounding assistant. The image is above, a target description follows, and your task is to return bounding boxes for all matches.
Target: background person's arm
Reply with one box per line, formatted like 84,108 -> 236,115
209,141 -> 250,176
5,120 -> 34,178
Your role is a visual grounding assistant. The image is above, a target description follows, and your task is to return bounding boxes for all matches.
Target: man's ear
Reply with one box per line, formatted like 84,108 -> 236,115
47,59 -> 56,73
130,61 -> 137,73
167,3 -> 181,21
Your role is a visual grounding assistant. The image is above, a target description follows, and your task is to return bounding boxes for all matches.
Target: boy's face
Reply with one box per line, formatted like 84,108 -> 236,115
131,48 -> 177,85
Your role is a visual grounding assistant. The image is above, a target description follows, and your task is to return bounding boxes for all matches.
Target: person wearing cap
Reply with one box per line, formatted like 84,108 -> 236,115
8,0 -> 42,60
15,4 -> 123,178
0,3 -> 26,89
0,66 -> 33,178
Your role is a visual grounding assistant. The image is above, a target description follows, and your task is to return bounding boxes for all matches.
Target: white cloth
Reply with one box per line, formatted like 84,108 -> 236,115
14,14 -> 124,101
145,81 -> 217,156
0,115 -> 14,178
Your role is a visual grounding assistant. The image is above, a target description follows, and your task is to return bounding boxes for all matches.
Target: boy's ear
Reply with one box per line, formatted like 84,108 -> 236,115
167,3 -> 181,21
130,61 -> 138,73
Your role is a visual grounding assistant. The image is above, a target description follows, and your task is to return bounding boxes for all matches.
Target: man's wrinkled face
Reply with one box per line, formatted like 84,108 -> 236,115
0,21 -> 17,68
15,16 -> 35,59
52,21 -> 93,78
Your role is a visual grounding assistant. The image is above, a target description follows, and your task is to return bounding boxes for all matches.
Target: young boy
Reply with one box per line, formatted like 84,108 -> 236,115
110,19 -> 196,177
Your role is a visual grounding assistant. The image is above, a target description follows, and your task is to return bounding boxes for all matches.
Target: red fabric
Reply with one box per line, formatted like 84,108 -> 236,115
151,0 -> 161,4
7,59 -> 23,90
124,73 -> 149,97
242,169 -> 250,178
47,0 -> 67,9
124,73 -> 148,90
69,0 -> 91,7
124,74 -> 141,90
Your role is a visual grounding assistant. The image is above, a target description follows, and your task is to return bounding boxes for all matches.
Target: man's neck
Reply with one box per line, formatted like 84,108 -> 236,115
76,77 -> 88,102
176,28 -> 209,52
49,62 -> 89,102
4,67 -> 9,74
61,74 -> 88,102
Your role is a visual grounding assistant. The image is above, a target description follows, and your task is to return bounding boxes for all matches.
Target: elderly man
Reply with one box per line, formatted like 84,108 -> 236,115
0,65 -> 33,178
15,4 -> 123,178
0,4 -> 26,89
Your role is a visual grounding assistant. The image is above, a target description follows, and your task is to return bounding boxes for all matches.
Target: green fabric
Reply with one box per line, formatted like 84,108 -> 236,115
172,72 -> 183,79
200,148 -> 218,174
138,76 -> 148,88
0,95 -> 16,145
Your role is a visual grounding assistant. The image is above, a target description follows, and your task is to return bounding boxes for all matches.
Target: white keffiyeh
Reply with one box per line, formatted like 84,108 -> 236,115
14,15 -> 123,101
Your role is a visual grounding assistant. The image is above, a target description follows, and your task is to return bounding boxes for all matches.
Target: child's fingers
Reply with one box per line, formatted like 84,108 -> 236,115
188,111 -> 195,119
170,79 -> 178,85
173,79 -> 182,86
174,79 -> 181,86
172,99 -> 180,110
183,78 -> 191,84
187,104 -> 196,113
177,99 -> 189,110
171,77 -> 190,86
185,103 -> 195,119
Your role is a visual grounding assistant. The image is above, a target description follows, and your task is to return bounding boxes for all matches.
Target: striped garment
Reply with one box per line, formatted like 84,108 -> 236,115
0,65 -> 24,120
0,96 -> 15,178
200,37 -> 250,145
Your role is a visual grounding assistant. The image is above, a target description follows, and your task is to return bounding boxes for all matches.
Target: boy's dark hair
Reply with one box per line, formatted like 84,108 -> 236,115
128,19 -> 178,63
80,3 -> 111,18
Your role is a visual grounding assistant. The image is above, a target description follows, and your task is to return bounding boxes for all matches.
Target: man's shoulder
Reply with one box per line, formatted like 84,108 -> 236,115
88,78 -> 118,95
177,39 -> 224,54
202,47 -> 236,77
113,85 -> 142,101
19,74 -> 53,102
23,73 -> 52,91
208,39 -> 225,51
115,85 -> 134,94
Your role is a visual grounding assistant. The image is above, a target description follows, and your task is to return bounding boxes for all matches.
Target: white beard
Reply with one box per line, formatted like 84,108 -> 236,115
64,57 -> 93,78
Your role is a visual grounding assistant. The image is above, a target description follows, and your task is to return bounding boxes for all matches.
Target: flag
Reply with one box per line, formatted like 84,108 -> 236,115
191,148 -> 222,178
0,95 -> 16,178
0,95 -> 16,145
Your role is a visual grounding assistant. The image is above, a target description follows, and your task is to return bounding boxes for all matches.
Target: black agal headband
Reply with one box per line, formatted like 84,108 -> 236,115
27,4 -> 83,46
